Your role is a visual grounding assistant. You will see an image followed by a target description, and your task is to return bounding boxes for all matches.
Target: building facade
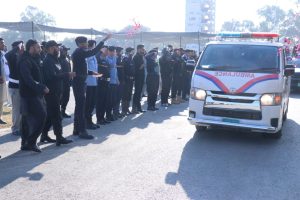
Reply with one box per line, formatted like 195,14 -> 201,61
185,0 -> 216,33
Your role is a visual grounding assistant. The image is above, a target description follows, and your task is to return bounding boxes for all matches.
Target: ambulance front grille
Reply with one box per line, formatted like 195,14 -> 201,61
203,107 -> 262,120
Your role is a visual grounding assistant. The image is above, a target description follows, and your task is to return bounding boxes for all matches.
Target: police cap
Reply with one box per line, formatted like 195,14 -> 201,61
75,36 -> 88,45
45,40 -> 62,49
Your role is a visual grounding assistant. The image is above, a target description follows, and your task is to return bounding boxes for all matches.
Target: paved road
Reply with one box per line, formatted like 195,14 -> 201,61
1,94 -> 300,200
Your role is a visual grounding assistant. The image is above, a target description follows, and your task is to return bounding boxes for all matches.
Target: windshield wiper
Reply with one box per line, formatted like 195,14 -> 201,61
199,65 -> 240,71
242,67 -> 279,73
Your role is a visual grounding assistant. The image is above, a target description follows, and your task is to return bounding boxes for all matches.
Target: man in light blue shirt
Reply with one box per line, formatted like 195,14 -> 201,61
106,46 -> 119,121
85,40 -> 100,130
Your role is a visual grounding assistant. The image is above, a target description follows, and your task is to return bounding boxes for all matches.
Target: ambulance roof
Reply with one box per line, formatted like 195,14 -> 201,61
206,41 -> 283,48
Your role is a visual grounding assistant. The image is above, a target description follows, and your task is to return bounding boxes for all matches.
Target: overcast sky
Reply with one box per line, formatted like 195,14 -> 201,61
0,0 -> 298,32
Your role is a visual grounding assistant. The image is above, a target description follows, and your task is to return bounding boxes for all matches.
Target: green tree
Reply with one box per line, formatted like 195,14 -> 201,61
280,9 -> 300,37
221,20 -> 258,32
257,5 -> 286,32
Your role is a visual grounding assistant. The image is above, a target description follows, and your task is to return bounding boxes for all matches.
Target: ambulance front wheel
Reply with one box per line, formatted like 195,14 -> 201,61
271,130 -> 282,139
195,125 -> 207,132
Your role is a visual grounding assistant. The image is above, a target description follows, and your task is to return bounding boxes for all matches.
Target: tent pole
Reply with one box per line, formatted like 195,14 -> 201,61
32,21 -> 34,39
198,31 -> 201,55
180,35 -> 182,48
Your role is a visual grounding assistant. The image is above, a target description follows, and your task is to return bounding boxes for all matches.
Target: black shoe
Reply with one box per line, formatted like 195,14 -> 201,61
28,145 -> 42,153
86,123 -> 97,130
104,119 -> 111,124
61,111 -> 71,118
113,115 -> 119,121
73,130 -> 79,136
118,113 -> 125,118
79,132 -> 94,140
147,107 -> 158,111
97,119 -> 107,125
131,109 -> 139,114
56,137 -> 73,146
12,131 -> 21,136
21,145 -> 31,151
40,135 -> 56,143
126,110 -> 132,115
161,103 -> 169,107
0,119 -> 7,125
106,116 -> 116,121
138,109 -> 146,113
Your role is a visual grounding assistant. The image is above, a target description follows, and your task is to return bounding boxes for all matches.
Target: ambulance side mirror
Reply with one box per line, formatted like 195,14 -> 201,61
284,64 -> 295,76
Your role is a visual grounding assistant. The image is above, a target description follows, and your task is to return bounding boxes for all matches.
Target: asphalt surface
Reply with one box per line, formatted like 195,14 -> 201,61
1,94 -> 300,200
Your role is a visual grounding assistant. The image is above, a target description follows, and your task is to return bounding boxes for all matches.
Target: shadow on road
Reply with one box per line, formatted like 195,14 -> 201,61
166,118 -> 300,200
0,98 -> 188,189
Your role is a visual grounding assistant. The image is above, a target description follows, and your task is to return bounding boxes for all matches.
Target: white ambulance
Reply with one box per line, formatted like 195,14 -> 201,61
188,33 -> 295,138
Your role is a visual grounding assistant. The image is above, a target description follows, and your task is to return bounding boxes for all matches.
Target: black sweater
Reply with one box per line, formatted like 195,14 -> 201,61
72,41 -> 104,81
43,54 -> 69,96
19,52 -> 46,98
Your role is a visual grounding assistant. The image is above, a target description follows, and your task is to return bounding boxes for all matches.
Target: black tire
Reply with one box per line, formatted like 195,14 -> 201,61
270,130 -> 282,139
195,125 -> 207,132
283,105 -> 288,122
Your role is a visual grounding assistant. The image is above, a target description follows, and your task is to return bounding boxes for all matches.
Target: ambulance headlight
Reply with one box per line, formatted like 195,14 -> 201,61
260,94 -> 282,106
191,88 -> 206,101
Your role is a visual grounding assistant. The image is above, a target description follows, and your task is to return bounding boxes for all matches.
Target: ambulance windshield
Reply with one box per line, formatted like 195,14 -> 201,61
198,44 -> 280,73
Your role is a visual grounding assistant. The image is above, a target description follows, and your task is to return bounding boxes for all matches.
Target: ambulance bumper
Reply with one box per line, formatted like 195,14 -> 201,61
188,117 -> 277,133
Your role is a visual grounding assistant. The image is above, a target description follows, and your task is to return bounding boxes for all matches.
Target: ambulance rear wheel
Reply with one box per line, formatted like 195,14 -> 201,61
283,106 -> 288,122
196,125 -> 207,132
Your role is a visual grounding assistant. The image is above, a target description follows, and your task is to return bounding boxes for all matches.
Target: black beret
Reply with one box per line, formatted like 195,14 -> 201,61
11,40 -> 23,48
148,49 -> 158,54
108,46 -> 116,52
45,40 -> 61,49
116,47 -> 123,52
125,47 -> 134,53
75,36 -> 88,45
137,44 -> 144,49
41,41 -> 47,47
60,45 -> 70,51
25,39 -> 38,52
88,40 -> 96,47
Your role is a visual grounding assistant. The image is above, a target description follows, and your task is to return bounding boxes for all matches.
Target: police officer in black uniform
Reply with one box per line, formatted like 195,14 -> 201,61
146,50 -> 160,111
40,41 -> 47,61
96,46 -> 111,125
41,40 -> 74,146
59,45 -> 72,118
116,47 -> 125,118
72,34 -> 111,139
182,50 -> 196,100
19,39 -> 49,152
159,48 -> 173,107
121,47 -> 135,115
132,44 -> 146,113
171,49 -> 184,104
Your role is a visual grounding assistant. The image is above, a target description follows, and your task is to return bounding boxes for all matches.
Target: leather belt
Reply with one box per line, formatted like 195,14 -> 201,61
99,77 -> 110,81
9,78 -> 19,84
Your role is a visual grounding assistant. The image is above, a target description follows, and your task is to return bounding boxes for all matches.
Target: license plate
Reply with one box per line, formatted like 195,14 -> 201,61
222,118 -> 240,124
298,83 -> 300,87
